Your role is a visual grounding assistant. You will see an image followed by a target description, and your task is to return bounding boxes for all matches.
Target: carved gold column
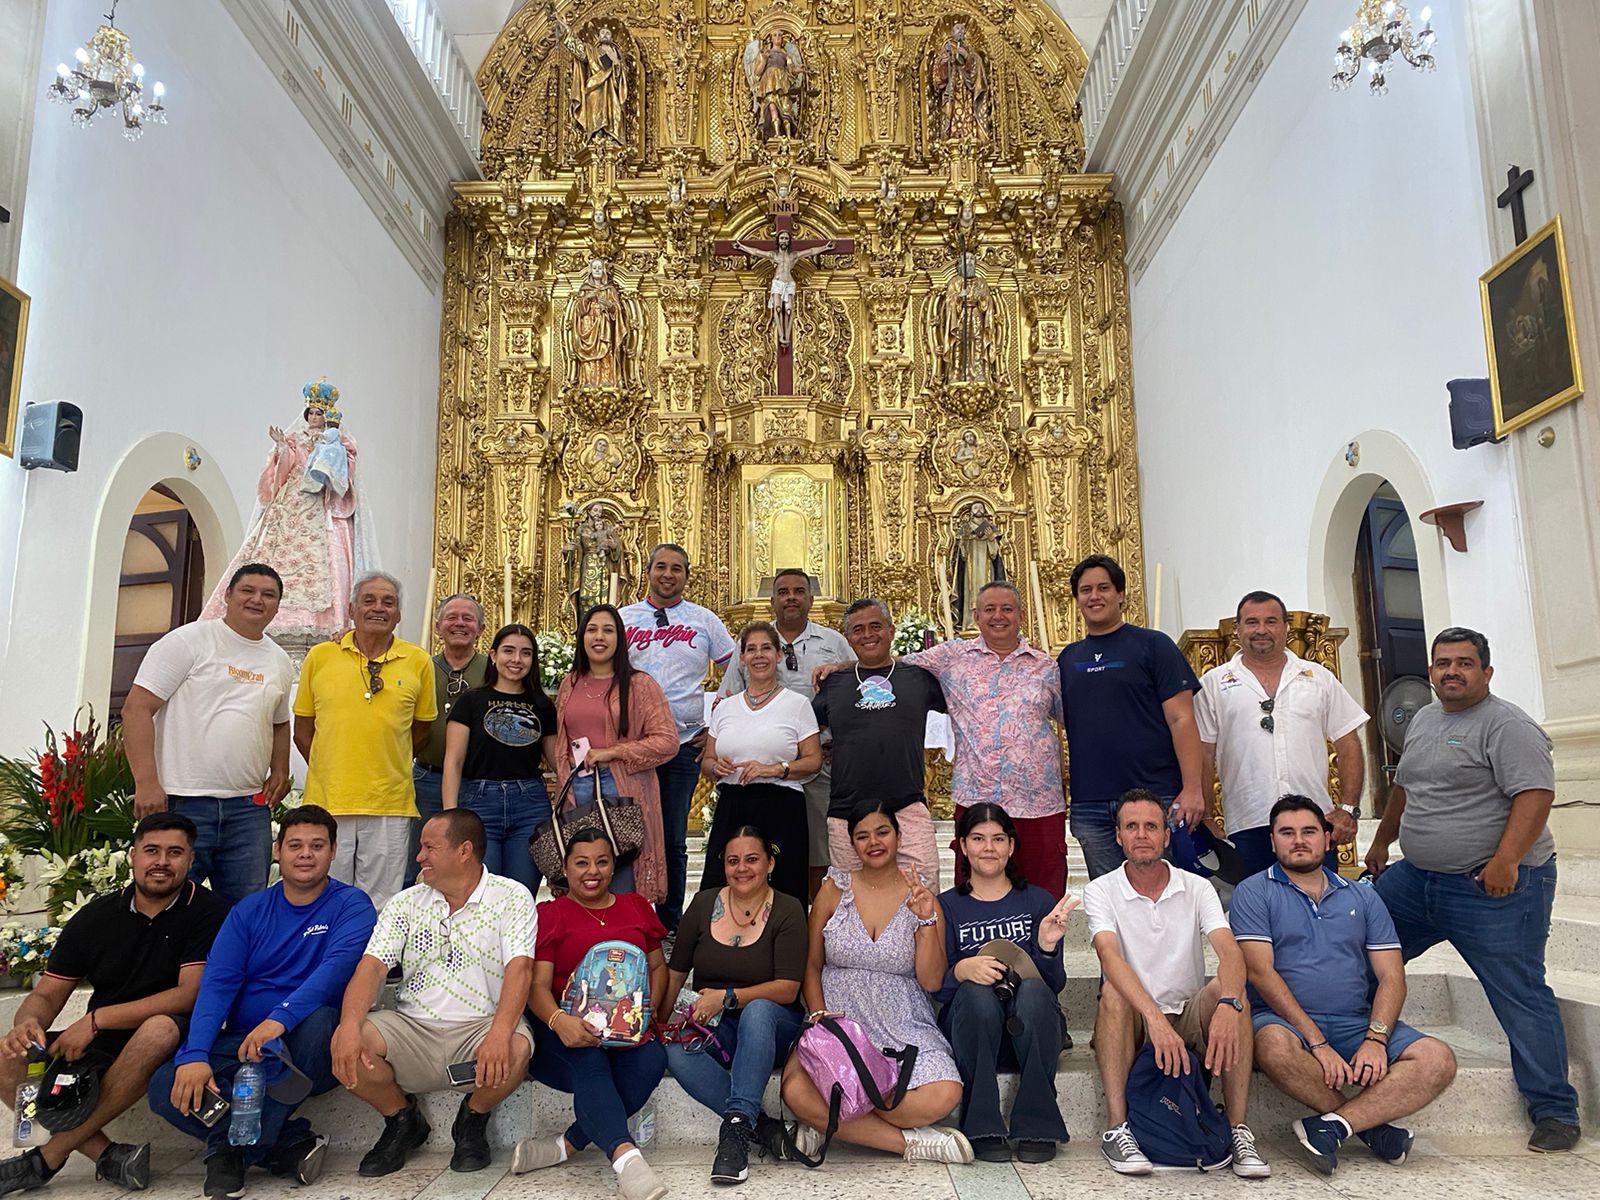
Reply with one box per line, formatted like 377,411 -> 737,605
857,420 -> 926,616
1021,418 -> 1093,647
643,422 -> 713,581
479,423 -> 550,625
862,278 -> 913,414
1021,275 -> 1076,413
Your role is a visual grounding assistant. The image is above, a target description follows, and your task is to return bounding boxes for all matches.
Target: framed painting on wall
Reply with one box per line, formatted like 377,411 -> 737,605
1480,215 -> 1586,438
0,274 -> 27,458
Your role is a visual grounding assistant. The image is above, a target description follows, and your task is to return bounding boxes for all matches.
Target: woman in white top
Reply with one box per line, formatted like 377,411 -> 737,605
700,621 -> 823,907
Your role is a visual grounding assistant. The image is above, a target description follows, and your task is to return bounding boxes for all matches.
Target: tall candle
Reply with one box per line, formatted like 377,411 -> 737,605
609,571 -> 620,606
935,559 -> 957,641
1151,561 -> 1164,631
1028,559 -> 1050,655
420,567 -> 437,648
503,558 -> 513,626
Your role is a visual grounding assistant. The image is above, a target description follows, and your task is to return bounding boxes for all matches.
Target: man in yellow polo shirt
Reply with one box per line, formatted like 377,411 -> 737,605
294,571 -> 436,910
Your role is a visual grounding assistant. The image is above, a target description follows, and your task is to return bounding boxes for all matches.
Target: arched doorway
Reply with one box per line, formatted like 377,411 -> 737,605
109,486 -> 207,722
1353,485 -> 1429,792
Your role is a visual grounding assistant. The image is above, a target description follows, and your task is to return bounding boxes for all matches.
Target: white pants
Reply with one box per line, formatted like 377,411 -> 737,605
331,815 -> 411,912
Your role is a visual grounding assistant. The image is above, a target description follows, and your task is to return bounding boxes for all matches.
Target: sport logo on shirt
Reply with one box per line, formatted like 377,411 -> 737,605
855,674 -> 896,711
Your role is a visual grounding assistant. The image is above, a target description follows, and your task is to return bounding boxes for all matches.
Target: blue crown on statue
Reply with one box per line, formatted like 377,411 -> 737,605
302,380 -> 340,410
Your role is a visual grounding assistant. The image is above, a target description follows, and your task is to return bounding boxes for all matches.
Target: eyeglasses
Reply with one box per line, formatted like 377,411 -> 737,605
1259,696 -> 1275,733
364,659 -> 385,701
654,607 -> 669,628
445,670 -> 471,699
782,642 -> 798,672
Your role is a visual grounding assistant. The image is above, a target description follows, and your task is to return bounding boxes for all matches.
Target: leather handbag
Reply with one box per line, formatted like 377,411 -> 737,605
529,768 -> 646,888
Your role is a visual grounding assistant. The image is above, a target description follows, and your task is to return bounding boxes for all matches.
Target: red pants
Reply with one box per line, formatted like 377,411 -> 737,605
951,806 -> 1068,899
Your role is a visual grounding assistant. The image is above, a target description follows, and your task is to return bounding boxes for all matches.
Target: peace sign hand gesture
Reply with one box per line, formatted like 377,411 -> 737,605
903,868 -> 938,923
1038,892 -> 1080,952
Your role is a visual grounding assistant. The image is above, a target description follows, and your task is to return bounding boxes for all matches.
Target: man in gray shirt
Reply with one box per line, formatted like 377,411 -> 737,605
1366,627 -> 1579,1152
718,568 -> 852,898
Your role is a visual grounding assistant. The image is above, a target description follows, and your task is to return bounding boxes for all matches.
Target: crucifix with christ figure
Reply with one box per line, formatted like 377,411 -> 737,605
714,201 -> 853,395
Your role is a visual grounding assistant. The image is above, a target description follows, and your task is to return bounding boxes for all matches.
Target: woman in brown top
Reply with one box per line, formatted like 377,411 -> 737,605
658,827 -> 807,1185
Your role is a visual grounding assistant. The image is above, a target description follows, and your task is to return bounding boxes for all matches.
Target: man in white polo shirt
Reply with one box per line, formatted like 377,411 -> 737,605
620,543 -> 736,932
1083,789 -> 1267,1178
331,810 -> 535,1178
1196,590 -> 1368,878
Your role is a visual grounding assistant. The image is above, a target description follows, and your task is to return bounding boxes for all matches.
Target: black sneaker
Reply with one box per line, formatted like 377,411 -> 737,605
450,1095 -> 493,1173
972,1136 -> 1012,1162
1016,1140 -> 1058,1163
272,1134 -> 328,1186
1357,1122 -> 1414,1164
752,1113 -> 790,1162
0,1149 -> 60,1197
358,1096 -> 432,1177
203,1148 -> 246,1200
95,1143 -> 151,1191
711,1114 -> 752,1185
1529,1118 -> 1581,1153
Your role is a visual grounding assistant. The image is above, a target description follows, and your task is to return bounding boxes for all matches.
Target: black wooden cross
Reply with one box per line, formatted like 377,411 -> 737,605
1497,164 -> 1535,245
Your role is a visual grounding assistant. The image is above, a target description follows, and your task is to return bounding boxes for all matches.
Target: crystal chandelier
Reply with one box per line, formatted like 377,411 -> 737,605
46,2 -> 167,140
1332,1 -> 1438,95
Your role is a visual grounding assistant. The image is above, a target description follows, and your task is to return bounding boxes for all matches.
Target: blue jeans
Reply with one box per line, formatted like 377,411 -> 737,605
666,999 -> 804,1123
405,764 -> 445,888
655,740 -> 701,931
944,979 -> 1068,1143
1069,796 -> 1173,880
531,1024 -> 667,1157
171,795 -> 272,905
569,767 -> 635,894
148,1006 -> 341,1166
459,777 -> 549,894
1375,855 -> 1577,1124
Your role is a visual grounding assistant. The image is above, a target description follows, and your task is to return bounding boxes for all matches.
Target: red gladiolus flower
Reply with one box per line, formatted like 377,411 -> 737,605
72,787 -> 85,813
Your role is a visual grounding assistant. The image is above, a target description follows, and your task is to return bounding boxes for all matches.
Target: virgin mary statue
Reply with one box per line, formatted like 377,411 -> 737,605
202,380 -> 378,652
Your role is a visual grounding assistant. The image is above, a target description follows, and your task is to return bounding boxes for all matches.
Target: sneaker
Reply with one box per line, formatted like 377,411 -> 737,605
615,1153 -> 668,1200
1230,1125 -> 1271,1178
450,1095 -> 492,1173
752,1113 -> 791,1162
711,1115 -> 752,1185
203,1148 -> 246,1200
972,1136 -> 1013,1163
0,1149 -> 60,1197
95,1143 -> 151,1191
1293,1115 -> 1349,1175
1016,1140 -> 1058,1164
1100,1123 -> 1153,1175
358,1096 -> 432,1178
902,1126 -> 975,1164
1358,1122 -> 1415,1164
790,1122 -> 825,1161
1528,1118 -> 1582,1153
510,1136 -> 569,1175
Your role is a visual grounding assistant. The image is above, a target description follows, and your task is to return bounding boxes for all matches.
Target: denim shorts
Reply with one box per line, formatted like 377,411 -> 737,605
1253,1009 -> 1425,1063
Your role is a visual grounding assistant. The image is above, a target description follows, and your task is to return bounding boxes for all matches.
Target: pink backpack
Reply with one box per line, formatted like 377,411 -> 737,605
789,1016 -> 918,1166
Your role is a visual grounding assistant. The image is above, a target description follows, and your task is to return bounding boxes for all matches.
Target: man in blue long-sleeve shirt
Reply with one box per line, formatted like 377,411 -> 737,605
148,805 -> 376,1199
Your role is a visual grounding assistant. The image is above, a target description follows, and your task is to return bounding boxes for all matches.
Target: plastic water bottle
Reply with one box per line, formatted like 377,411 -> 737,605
627,1097 -> 657,1147
228,1063 -> 264,1146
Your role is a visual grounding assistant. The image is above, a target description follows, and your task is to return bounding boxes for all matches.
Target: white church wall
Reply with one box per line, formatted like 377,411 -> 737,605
0,0 -> 440,753
1129,0 -> 1543,722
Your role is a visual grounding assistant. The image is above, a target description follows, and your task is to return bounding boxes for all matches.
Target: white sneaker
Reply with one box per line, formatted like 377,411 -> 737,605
1231,1124 -> 1271,1178
791,1123 -> 825,1160
615,1153 -> 668,1200
511,1136 -> 568,1174
1101,1123 -> 1154,1175
902,1126 -> 975,1164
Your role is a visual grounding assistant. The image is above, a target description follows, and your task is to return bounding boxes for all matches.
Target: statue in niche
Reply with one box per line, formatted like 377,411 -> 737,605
935,252 -> 999,384
951,428 -> 990,481
931,23 -> 990,143
571,259 -> 628,387
950,500 -> 1006,622
743,30 -> 806,140
563,502 -> 624,616
554,18 -> 628,145
578,433 -> 626,490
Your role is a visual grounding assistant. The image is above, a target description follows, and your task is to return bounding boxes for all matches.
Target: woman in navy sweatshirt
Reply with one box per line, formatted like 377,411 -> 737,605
933,803 -> 1077,1164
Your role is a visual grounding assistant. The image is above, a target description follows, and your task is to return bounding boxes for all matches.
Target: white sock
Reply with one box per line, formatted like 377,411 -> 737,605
613,1148 -> 642,1174
551,1137 -> 570,1164
1321,1112 -> 1353,1139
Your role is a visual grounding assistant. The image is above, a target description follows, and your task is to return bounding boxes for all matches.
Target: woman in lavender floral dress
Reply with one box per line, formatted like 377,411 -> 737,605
779,801 -> 974,1164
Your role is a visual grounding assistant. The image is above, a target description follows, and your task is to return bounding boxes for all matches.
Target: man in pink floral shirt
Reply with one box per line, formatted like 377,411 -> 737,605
903,582 -> 1068,897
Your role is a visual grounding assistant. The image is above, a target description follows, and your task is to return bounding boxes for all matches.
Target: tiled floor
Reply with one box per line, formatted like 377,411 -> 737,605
23,1132 -> 1600,1200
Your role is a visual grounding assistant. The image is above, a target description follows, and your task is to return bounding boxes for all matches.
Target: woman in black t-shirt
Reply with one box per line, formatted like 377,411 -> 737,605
443,623 -> 558,894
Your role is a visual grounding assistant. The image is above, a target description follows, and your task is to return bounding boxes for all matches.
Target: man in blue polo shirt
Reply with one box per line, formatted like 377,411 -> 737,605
1229,795 -> 1457,1175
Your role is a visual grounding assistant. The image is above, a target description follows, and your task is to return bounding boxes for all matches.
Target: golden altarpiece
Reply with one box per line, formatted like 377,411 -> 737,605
432,0 -> 1151,640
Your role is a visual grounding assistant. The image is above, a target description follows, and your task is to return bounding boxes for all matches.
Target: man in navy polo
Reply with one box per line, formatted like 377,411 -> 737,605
1229,795 -> 1457,1176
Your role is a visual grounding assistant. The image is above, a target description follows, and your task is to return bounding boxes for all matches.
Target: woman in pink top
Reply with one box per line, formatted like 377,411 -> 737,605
555,604 -> 678,902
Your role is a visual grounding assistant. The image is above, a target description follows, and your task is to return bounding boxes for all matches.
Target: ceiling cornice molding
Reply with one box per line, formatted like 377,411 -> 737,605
1081,0 -> 1308,283
220,0 -> 487,291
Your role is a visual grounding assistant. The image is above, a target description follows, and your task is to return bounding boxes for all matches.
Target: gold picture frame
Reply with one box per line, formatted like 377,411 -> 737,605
0,274 -> 28,459
1480,215 -> 1586,438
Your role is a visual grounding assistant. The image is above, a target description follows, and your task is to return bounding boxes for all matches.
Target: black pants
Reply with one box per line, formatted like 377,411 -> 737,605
699,782 -> 809,909
947,978 -> 1068,1143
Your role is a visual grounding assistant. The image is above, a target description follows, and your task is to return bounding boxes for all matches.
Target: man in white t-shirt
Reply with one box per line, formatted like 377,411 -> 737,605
620,543 -> 736,932
123,563 -> 295,904
1082,790 -> 1267,1178
1196,591 -> 1368,877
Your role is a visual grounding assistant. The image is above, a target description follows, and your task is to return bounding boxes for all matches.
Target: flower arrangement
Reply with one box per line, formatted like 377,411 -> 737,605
0,923 -> 61,983
0,838 -> 25,913
536,629 -> 576,693
891,608 -> 942,657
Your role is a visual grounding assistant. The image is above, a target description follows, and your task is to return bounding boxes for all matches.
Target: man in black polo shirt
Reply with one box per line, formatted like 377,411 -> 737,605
0,813 -> 228,1194
814,598 -> 948,886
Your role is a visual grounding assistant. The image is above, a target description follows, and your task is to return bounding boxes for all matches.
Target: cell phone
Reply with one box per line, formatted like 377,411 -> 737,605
195,1085 -> 230,1129
445,1059 -> 477,1088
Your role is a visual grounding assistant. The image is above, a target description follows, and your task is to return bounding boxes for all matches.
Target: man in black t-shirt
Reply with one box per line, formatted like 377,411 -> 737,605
0,813 -> 228,1195
814,598 -> 948,886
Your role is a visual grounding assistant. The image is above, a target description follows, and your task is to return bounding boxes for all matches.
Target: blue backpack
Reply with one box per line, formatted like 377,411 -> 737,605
1124,1044 -> 1232,1169
561,940 -> 652,1048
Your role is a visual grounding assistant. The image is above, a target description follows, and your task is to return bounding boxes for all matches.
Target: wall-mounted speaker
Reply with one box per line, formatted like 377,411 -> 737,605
1447,378 -> 1504,450
19,401 -> 82,472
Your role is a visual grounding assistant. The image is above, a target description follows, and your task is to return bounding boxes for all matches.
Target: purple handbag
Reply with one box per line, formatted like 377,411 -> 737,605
789,1016 -> 917,1166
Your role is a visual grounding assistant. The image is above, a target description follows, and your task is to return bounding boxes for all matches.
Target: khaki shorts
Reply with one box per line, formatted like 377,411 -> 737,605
827,801 -> 940,890
367,1010 -> 534,1096
1139,995 -> 1212,1054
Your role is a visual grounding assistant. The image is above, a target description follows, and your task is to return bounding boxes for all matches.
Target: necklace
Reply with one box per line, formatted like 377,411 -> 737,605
744,684 -> 781,709
574,894 -> 616,926
726,886 -> 771,928
854,660 -> 896,686
579,675 -> 614,699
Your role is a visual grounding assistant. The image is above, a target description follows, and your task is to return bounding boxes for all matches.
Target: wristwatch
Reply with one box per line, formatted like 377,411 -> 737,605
723,986 -> 739,1013
780,760 -> 791,780
1218,996 -> 1244,1013
1367,1020 -> 1390,1037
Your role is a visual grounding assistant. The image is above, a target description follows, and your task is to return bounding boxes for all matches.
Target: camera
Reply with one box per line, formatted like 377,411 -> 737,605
991,965 -> 1022,1005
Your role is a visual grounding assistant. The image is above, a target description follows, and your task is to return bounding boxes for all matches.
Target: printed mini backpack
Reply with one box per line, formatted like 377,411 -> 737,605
561,939 -> 652,1048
